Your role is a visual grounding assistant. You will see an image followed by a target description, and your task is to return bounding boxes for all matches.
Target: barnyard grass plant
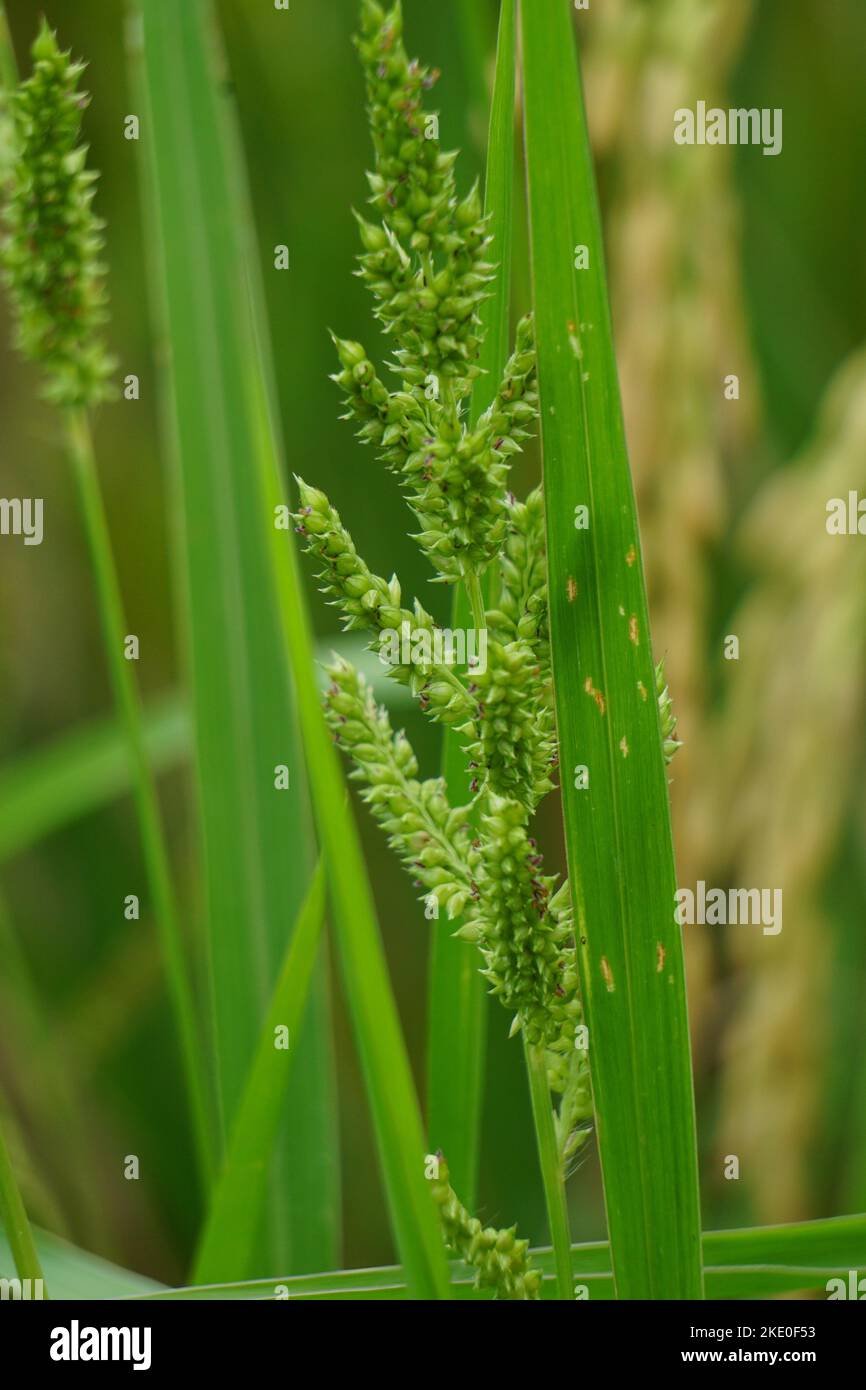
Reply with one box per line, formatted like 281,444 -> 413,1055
293,0 -> 597,1298
4,0 -> 864,1308
295,0 -> 688,1300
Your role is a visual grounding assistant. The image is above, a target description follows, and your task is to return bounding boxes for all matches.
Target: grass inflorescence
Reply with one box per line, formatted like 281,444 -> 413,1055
3,21 -> 114,407
292,0 -> 598,1295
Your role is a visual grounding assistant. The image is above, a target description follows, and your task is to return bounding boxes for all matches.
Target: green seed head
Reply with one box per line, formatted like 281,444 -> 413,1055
295,0 -> 589,1195
330,2 -> 541,589
2,22 -> 115,408
323,657 -> 472,912
490,484 -> 551,666
469,636 -> 556,810
468,796 -> 582,1049
292,478 -> 476,723
656,658 -> 683,763
351,0 -> 495,394
429,1155 -> 541,1300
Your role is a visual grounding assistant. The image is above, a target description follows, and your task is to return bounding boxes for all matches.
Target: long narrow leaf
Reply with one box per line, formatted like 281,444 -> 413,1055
0,1106 -> 44,1291
427,0 -> 516,1208
0,641 -> 406,869
127,1213 -> 866,1302
521,0 -> 703,1298
237,56 -> 450,1307
193,861 -> 326,1282
253,391 -> 451,1299
0,697 -> 187,864
130,0 -> 448,1299
130,0 -> 336,1276
0,1227 -> 163,1299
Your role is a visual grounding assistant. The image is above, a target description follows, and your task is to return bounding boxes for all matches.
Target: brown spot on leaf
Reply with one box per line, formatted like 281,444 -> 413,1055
584,676 -> 606,716
619,736 -> 629,757
600,957 -> 615,992
625,545 -> 636,567
637,680 -> 648,701
656,942 -> 666,973
567,576 -> 577,602
629,615 -> 639,645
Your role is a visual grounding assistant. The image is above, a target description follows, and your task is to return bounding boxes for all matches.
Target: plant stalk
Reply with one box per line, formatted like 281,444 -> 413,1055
0,1105 -> 46,1294
524,1037 -> 573,1300
65,407 -> 214,1190
464,570 -> 487,633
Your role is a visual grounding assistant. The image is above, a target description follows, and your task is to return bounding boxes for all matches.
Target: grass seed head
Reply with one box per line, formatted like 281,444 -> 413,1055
2,22 -> 115,408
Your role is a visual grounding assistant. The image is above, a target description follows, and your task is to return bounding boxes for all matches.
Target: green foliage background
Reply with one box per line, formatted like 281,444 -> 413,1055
0,0 -> 864,1283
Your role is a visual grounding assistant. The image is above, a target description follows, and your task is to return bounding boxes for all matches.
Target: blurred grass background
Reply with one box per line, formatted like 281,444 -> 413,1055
0,0 -> 864,1283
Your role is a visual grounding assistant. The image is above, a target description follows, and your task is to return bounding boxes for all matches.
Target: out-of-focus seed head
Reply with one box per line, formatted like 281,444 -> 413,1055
2,22 -> 115,408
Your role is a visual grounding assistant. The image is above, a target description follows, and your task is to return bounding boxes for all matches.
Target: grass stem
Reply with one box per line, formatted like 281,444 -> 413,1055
524,1037 -> 573,1301
464,570 -> 487,632
0,1104 -> 45,1293
65,407 -> 214,1191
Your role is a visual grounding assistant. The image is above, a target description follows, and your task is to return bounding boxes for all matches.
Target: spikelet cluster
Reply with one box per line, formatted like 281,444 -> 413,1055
332,315 -> 538,584
323,657 -> 472,919
488,486 -> 551,668
294,479 -> 474,726
656,658 -> 683,764
333,0 -> 539,588
468,640 -> 556,810
2,23 -> 114,407
456,797 -> 581,1049
353,0 -> 493,390
295,0 -> 683,1216
429,1156 -> 541,1300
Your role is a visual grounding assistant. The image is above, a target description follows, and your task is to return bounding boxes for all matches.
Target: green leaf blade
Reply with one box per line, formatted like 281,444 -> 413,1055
521,0 -> 703,1299
127,1213 -> 866,1302
427,0 -> 516,1208
0,1109 -> 44,1291
0,1228 -> 164,1300
0,696 -> 188,865
193,861 -> 327,1282
131,0 -> 337,1277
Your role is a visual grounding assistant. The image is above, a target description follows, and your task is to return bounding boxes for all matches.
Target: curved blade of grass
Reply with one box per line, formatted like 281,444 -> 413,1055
231,36 -> 450,1304
132,0 -> 447,1298
67,411 -> 216,1196
0,1104 -> 45,1292
253,381 -> 450,1300
128,1212 -> 866,1301
0,639 -> 405,870
0,640 -> 405,872
193,860 -> 326,1282
427,0 -> 515,1208
130,0 -> 336,1276
521,0 -> 703,1298
524,1038 -> 572,1298
0,696 -> 187,864
0,888 -> 113,1251
0,1227 -> 163,1299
